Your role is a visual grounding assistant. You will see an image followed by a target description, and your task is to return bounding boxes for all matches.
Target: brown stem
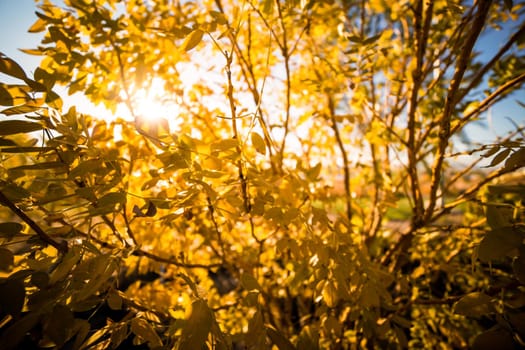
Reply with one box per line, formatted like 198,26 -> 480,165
225,52 -> 251,214
207,197 -> 226,259
215,0 -> 278,173
407,0 -> 433,228
65,221 -> 221,269
458,22 -> 525,102
275,0 -> 292,168
328,95 -> 352,222
453,72 -> 525,134
425,0 -> 493,223
0,190 -> 68,253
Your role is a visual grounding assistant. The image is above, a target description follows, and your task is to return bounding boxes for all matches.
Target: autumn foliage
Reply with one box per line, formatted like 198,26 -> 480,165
1,0 -> 525,349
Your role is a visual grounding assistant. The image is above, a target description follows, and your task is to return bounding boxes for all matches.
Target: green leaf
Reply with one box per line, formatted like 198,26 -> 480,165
0,54 -> 28,81
0,120 -> 43,135
251,132 -> 266,154
178,299 -> 213,350
181,29 -> 204,52
478,227 -> 522,262
131,318 -> 162,348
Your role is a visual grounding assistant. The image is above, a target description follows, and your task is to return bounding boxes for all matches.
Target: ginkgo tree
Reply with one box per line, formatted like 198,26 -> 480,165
1,0 -> 525,349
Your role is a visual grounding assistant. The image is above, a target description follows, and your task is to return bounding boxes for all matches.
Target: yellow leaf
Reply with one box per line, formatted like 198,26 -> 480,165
28,18 -> 47,33
181,29 -> 204,52
211,138 -> 238,152
322,281 -> 338,308
251,132 -> 266,154
463,101 -> 480,117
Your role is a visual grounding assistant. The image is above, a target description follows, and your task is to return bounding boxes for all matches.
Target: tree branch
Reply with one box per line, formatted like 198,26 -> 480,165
425,0 -> 493,223
0,190 -> 68,253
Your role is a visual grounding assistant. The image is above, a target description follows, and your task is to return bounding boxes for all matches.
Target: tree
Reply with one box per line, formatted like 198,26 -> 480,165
0,0 -> 524,348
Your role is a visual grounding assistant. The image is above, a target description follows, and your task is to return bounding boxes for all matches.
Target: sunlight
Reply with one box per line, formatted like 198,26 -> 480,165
127,78 -> 183,133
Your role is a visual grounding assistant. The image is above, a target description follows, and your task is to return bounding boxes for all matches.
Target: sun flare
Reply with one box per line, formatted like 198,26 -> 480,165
127,78 -> 184,133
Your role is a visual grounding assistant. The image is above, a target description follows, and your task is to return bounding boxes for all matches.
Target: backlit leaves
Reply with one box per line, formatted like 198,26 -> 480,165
251,131 -> 266,154
28,17 -> 47,33
322,280 -> 338,308
0,0 -> 524,348
180,29 -> 204,52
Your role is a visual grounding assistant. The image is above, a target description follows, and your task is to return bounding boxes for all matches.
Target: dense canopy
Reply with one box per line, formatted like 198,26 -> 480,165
0,0 -> 525,349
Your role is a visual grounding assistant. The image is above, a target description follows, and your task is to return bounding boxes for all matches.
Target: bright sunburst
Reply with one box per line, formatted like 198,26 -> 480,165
126,78 -> 183,133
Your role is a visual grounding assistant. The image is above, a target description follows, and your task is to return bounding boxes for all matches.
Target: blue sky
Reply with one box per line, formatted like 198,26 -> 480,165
0,0 -> 42,72
0,0 -> 524,145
